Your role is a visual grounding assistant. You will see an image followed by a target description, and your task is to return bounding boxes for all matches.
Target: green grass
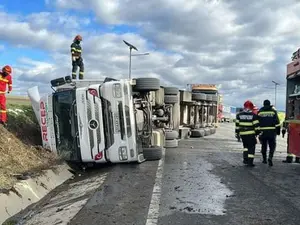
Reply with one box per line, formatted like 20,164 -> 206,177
0,103 -> 57,190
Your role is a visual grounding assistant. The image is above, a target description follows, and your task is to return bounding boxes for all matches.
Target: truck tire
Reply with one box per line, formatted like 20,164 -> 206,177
191,129 -> 205,137
165,139 -> 178,148
143,146 -> 162,161
164,95 -> 178,104
204,128 -> 211,136
192,90 -> 217,94
164,87 -> 179,95
210,127 -> 216,134
133,78 -> 160,92
212,95 -> 218,102
206,94 -> 213,101
165,130 -> 179,140
192,93 -> 206,101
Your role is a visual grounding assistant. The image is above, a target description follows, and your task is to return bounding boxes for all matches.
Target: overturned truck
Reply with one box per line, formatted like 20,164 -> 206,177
27,76 -> 169,165
179,84 -> 218,138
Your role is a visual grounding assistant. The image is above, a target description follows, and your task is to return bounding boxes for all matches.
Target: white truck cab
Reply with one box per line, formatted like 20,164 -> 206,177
27,76 -> 163,166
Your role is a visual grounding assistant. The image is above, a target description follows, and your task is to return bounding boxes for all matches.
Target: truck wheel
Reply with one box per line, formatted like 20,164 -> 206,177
143,146 -> 162,161
133,78 -> 160,92
164,95 -> 178,104
165,130 -> 179,140
192,93 -> 206,101
191,129 -> 205,138
164,87 -> 179,95
212,95 -> 218,102
165,139 -> 178,148
204,128 -> 211,136
206,94 -> 213,101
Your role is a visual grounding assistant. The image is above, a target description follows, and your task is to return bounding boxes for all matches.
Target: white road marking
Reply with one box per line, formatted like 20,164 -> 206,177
22,174 -> 107,225
145,148 -> 166,225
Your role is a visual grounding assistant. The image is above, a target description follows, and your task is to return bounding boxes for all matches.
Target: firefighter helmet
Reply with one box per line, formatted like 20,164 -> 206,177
2,65 -> 12,74
74,35 -> 82,42
244,100 -> 254,110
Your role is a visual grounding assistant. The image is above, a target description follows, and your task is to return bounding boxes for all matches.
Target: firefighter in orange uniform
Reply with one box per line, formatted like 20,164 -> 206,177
0,65 -> 12,126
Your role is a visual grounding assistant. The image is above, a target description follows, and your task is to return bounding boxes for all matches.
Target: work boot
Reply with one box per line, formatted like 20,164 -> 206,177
282,156 -> 293,163
262,153 -> 267,164
243,158 -> 248,164
79,73 -> 84,80
72,75 -> 76,80
268,158 -> 273,167
295,157 -> 300,163
246,158 -> 255,167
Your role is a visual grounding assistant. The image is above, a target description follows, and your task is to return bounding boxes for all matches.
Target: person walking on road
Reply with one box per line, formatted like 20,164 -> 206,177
71,35 -> 84,80
0,65 -> 12,126
257,100 -> 281,167
235,100 -> 260,167
235,108 -> 243,142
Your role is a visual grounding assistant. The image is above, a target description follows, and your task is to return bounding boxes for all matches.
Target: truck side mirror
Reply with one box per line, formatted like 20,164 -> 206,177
50,77 -> 66,87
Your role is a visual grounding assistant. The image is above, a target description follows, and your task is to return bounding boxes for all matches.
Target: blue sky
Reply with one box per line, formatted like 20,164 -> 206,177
0,0 -> 298,111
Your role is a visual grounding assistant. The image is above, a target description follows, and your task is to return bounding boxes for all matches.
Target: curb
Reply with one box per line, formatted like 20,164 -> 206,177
0,163 -> 73,224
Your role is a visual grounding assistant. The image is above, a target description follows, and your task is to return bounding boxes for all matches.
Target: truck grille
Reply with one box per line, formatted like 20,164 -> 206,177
87,100 -> 94,151
95,103 -> 101,151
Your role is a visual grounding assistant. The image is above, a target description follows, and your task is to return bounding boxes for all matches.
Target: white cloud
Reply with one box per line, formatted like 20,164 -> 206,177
2,0 -> 300,110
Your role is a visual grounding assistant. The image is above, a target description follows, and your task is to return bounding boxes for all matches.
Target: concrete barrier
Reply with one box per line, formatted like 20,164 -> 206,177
0,163 -> 73,224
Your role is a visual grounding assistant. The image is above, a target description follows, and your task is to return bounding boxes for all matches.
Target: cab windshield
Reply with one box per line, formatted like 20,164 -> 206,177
53,90 -> 80,161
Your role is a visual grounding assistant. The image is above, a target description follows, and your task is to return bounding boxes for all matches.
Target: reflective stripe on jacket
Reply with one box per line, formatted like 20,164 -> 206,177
235,109 -> 259,136
257,106 -> 280,133
0,72 -> 12,93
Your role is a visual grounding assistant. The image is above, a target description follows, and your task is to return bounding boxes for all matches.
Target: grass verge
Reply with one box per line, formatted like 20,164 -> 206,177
0,101 -> 58,191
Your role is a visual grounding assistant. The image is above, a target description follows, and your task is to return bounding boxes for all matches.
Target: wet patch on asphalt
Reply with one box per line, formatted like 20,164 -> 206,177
160,155 -> 233,216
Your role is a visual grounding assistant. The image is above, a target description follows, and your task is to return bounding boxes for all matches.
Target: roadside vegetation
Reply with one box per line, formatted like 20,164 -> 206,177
0,96 -> 58,191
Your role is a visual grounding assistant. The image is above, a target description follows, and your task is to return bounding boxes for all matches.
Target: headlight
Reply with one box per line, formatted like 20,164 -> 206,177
113,83 -> 122,98
118,146 -> 128,160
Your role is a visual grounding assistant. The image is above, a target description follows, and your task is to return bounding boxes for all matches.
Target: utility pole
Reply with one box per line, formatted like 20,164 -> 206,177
272,80 -> 280,107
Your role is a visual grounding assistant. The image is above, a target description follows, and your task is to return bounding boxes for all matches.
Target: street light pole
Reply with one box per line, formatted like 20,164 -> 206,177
272,80 -> 280,107
129,47 -> 132,79
123,40 -> 149,79
123,40 -> 138,79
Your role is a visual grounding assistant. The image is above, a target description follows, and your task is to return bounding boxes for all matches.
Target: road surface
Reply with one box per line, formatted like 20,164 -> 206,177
7,123 -> 300,225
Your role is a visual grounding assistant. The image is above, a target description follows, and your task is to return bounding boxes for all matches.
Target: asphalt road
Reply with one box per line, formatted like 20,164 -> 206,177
8,123 -> 300,225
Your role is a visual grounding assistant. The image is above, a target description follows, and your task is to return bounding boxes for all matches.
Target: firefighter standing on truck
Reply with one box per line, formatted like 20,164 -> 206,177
0,65 -> 12,126
257,100 -> 281,167
235,100 -> 260,167
71,35 -> 84,80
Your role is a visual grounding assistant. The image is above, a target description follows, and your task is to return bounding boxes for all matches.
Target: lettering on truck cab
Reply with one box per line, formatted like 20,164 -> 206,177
40,101 -> 48,141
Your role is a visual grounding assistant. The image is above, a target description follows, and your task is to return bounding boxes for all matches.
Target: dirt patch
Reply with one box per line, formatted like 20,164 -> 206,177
0,104 -> 59,190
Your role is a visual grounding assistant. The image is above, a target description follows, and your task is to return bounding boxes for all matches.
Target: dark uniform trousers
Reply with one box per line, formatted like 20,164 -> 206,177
72,57 -> 84,80
260,134 -> 276,161
235,110 -> 259,166
241,134 -> 256,164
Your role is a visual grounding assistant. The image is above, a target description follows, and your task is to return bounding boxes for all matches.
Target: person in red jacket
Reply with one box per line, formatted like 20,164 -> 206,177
0,65 -> 12,125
